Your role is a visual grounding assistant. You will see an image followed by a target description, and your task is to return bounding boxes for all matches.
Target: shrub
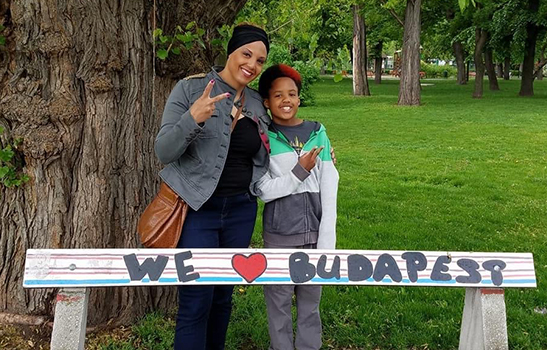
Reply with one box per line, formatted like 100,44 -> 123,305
249,43 -> 319,105
420,62 -> 458,78
266,43 -> 293,66
292,60 -> 320,106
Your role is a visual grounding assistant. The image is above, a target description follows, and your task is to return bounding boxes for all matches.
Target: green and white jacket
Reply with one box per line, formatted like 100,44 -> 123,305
254,122 -> 339,249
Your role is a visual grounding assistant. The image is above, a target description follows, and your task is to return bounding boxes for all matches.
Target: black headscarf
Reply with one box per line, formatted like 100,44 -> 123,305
227,24 -> 270,56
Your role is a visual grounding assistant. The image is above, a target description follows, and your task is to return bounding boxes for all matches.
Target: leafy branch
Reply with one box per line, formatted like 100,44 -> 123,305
154,22 -> 232,60
0,126 -> 29,188
0,24 -> 5,46
459,0 -> 477,12
0,26 -> 27,188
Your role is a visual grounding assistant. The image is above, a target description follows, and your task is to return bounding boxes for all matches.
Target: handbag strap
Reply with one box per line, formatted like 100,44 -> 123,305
230,93 -> 246,132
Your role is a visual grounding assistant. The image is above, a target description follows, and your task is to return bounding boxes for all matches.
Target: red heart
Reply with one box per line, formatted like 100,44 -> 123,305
231,253 -> 267,283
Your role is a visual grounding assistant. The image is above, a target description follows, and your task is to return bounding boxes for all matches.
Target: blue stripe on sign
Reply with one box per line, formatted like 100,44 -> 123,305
196,277 -> 243,282
503,279 -> 536,284
23,277 -> 537,287
482,279 -> 536,285
159,278 -> 178,283
125,278 -> 180,283
311,277 -> 350,283
255,277 -> 292,282
24,279 -> 132,285
416,279 -> 457,284
123,278 -> 180,283
101,278 -> 180,283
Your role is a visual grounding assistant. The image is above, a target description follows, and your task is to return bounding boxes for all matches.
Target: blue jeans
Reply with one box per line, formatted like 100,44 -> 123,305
174,193 -> 258,350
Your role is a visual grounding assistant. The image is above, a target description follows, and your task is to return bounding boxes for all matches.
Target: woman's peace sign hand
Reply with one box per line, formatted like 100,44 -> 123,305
190,80 -> 231,124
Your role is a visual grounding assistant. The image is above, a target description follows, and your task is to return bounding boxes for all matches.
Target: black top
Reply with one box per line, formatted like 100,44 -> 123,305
214,117 -> 262,196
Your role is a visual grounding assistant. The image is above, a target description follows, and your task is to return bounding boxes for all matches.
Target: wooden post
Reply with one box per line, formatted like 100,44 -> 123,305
459,288 -> 508,350
50,288 -> 89,350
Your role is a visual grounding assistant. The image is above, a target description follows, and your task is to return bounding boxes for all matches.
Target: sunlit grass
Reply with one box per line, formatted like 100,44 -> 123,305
246,77 -> 547,349
102,78 -> 547,349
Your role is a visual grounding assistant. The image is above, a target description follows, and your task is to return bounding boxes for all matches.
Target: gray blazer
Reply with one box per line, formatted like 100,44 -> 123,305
155,68 -> 271,210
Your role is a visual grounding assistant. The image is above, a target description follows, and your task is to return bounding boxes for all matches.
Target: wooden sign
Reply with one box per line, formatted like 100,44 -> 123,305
23,249 -> 537,288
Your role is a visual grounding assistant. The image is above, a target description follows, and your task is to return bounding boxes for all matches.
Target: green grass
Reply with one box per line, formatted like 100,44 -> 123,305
103,78 -> 547,349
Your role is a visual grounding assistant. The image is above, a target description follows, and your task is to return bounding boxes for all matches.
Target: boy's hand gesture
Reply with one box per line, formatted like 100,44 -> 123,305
190,80 -> 230,124
299,146 -> 324,172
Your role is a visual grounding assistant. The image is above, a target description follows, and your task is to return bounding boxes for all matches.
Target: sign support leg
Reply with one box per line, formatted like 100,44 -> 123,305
50,288 -> 89,350
459,288 -> 508,350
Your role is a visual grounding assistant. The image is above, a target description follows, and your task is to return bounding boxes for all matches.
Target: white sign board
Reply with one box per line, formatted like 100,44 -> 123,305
23,249 -> 536,288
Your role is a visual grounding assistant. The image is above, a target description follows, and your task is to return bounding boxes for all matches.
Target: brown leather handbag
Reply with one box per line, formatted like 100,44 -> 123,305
137,182 -> 189,248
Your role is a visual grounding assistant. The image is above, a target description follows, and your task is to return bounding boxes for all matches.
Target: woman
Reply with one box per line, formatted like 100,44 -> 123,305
154,24 -> 270,350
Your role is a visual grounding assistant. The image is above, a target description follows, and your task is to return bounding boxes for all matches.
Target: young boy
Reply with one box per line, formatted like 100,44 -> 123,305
255,64 -> 339,350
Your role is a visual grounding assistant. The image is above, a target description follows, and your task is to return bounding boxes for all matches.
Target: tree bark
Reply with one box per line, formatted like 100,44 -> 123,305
473,28 -> 488,98
485,47 -> 500,90
0,0 -> 246,326
504,56 -> 511,80
352,4 -> 370,96
374,42 -> 383,85
534,46 -> 546,80
519,0 -> 540,96
496,63 -> 503,78
453,41 -> 467,85
398,0 -> 421,106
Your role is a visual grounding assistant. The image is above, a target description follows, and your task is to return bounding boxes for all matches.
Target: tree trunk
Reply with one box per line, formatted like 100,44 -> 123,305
453,41 -> 467,85
496,63 -> 503,78
374,56 -> 383,84
374,42 -> 383,84
473,28 -> 488,99
485,48 -> 500,91
519,0 -> 540,96
373,43 -> 383,85
0,0 -> 246,327
398,0 -> 422,106
504,57 -> 511,80
534,47 -> 546,80
352,4 -> 370,96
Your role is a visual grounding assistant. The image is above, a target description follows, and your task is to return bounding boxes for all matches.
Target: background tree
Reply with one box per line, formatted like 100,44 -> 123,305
353,4 -> 371,95
237,0 -> 352,65
0,0 -> 246,326
535,36 -> 547,79
485,41 -> 501,90
461,0 -> 547,96
398,0 -> 422,106
312,0 -> 354,67
464,2 -> 498,98
366,0 -> 402,84
519,0 -> 546,96
420,0 -> 471,85
488,0 -> 521,81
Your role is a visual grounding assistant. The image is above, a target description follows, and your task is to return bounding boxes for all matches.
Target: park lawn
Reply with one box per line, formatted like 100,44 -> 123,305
94,78 -> 547,350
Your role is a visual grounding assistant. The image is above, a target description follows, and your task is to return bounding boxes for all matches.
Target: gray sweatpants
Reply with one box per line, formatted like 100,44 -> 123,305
263,242 -> 322,350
